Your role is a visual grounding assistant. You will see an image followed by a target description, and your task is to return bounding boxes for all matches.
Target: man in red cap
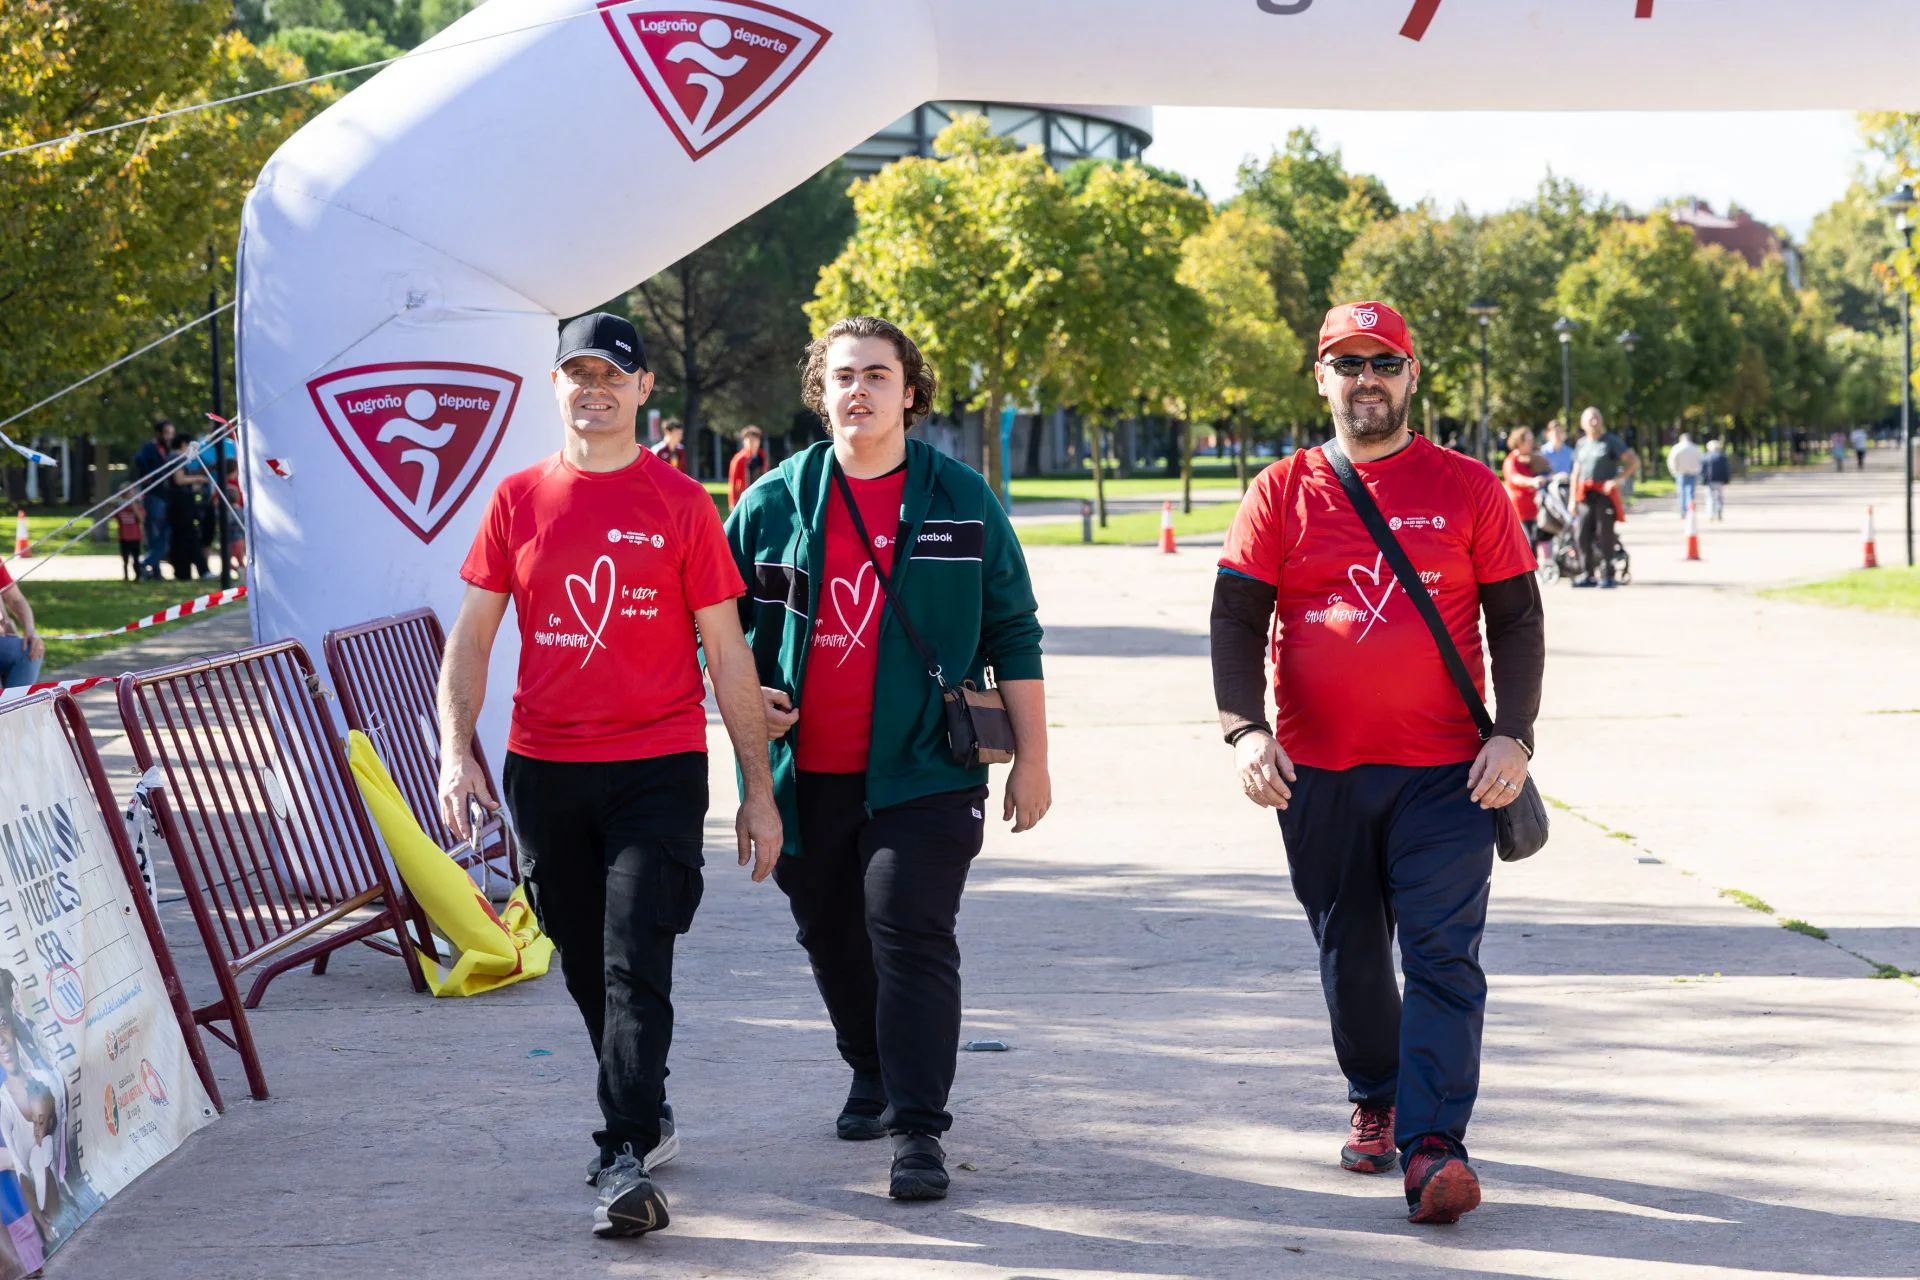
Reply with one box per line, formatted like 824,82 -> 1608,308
1209,301 -> 1544,1224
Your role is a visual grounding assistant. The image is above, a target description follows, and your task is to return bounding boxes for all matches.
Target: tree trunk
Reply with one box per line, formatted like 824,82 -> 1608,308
1024,406 -> 1046,477
677,260 -> 703,475
1235,418 -> 1249,492
981,385 -> 1003,503
1090,417 -> 1109,527
1179,419 -> 1196,515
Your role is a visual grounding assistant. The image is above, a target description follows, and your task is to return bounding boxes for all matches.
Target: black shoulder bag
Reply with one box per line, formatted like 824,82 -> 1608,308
829,463 -> 1016,768
1320,440 -> 1549,862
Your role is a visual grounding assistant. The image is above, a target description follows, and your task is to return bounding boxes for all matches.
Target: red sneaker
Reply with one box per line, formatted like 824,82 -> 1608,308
1403,1136 -> 1481,1224
1339,1103 -> 1396,1174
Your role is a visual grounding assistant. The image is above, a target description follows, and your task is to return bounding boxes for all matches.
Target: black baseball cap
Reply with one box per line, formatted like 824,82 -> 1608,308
555,312 -> 646,374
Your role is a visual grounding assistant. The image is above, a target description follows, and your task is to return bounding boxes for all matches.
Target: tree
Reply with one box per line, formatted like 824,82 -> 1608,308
1828,325 -> 1902,428
1802,179 -> 1904,335
627,163 -> 854,467
266,26 -> 404,90
0,1 -> 335,488
1331,208 -> 1478,433
1231,128 -> 1396,322
1053,162 -> 1211,523
1170,209 -> 1309,502
1554,215 -> 1742,452
812,116 -> 1073,495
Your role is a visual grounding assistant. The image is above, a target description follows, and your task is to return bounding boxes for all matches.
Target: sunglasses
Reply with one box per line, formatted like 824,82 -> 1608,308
1321,354 -> 1412,378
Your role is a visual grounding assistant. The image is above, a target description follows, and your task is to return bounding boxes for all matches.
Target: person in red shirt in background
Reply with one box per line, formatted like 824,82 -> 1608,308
436,312 -> 780,1242
649,417 -> 691,475
114,499 -> 144,581
726,425 -> 765,510
1210,301 -> 1544,1226
1501,425 -> 1547,560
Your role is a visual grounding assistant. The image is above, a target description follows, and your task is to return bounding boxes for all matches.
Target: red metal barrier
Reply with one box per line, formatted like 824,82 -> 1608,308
0,689 -> 224,1113
322,608 -> 520,910
117,640 -> 427,1100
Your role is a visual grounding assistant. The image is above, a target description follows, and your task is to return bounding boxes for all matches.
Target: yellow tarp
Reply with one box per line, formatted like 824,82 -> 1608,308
347,730 -> 553,997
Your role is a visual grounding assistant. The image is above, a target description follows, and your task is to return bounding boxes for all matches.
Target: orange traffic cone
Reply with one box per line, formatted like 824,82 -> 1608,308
1863,506 -> 1879,569
11,510 -> 27,559
1684,500 -> 1701,561
1159,501 -> 1177,554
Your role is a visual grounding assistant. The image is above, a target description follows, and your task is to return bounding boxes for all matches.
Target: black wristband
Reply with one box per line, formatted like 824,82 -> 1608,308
1224,724 -> 1272,747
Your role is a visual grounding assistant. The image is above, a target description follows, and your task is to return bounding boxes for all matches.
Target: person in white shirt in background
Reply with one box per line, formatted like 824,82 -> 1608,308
1666,432 -> 1704,518
1851,426 -> 1869,470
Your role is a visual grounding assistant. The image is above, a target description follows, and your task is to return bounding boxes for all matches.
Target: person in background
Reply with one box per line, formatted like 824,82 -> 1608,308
1701,439 -> 1731,521
1501,427 -> 1547,557
132,420 -> 175,580
1666,432 -> 1703,518
165,439 -> 207,581
726,425 -> 766,511
1569,407 -> 1639,589
114,499 -> 144,581
224,459 -> 246,569
651,418 -> 691,476
1829,431 -> 1848,472
1851,426 -> 1869,470
0,561 -> 42,690
1539,420 -> 1575,476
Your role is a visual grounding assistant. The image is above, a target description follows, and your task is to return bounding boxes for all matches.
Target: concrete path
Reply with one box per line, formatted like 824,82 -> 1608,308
40,454 -> 1920,1279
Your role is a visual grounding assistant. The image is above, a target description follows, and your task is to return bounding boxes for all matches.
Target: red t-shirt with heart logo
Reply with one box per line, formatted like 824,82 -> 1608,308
795,467 -> 908,774
460,449 -> 743,762
1218,436 -> 1536,770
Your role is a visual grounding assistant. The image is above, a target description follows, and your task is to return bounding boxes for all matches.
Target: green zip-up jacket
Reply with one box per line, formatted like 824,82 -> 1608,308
724,439 -> 1044,856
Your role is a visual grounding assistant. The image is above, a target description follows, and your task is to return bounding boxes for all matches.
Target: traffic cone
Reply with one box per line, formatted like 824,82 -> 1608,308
1159,501 -> 1177,554
11,510 -> 27,559
1684,500 -> 1701,561
1863,506 -> 1879,569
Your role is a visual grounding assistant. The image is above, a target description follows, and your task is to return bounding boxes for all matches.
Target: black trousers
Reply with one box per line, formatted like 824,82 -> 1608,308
1277,761 -> 1495,1164
1575,489 -> 1618,581
777,772 -> 987,1135
503,751 -> 707,1160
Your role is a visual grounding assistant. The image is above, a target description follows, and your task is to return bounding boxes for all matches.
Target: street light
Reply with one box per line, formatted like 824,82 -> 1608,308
1553,316 -> 1578,434
1616,329 -> 1639,455
1882,182 -> 1916,566
1467,298 -> 1500,462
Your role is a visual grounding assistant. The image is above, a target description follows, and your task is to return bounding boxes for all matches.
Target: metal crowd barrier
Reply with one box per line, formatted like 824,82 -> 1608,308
117,640 -> 426,1100
323,607 -> 520,910
0,689 -> 224,1113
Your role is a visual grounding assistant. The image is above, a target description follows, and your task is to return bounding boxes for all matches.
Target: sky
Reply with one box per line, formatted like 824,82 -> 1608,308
1144,110 -> 1873,239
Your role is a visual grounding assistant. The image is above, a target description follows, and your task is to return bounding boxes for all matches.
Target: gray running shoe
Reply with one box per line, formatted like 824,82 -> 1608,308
586,1101 -> 678,1185
592,1146 -> 669,1238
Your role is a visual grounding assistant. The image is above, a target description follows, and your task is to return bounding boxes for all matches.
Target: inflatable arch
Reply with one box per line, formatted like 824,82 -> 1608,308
239,0 -> 1920,751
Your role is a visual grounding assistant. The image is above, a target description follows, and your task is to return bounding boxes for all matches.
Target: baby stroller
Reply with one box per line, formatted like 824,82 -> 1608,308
1535,475 -> 1630,586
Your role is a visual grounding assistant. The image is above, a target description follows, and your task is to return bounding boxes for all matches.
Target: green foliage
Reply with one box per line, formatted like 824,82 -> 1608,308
266,25 -> 402,89
1231,128 -> 1397,322
1780,919 -> 1830,941
1802,179 -> 1903,334
628,163 -> 855,452
1718,887 -> 1775,915
813,116 -> 1078,493
0,1 -> 336,463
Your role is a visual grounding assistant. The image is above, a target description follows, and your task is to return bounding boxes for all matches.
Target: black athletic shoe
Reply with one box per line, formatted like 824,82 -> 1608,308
889,1132 -> 949,1201
593,1147 -> 670,1238
586,1101 -> 678,1185
838,1073 -> 888,1141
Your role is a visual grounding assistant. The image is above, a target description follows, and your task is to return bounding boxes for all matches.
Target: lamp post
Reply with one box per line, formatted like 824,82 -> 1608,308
1467,298 -> 1500,462
1553,316 -> 1577,433
1883,183 -> 1916,566
1616,329 -> 1639,456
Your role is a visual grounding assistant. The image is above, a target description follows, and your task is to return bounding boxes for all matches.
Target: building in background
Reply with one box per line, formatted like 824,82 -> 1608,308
1666,198 -> 1801,284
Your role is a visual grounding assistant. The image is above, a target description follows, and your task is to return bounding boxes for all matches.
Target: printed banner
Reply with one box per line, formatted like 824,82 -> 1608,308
0,703 -> 216,1276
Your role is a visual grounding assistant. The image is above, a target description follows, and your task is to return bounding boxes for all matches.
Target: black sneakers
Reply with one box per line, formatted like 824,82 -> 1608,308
837,1073 -> 888,1141
587,1101 -> 678,1186
889,1132 -> 949,1200
592,1146 -> 669,1238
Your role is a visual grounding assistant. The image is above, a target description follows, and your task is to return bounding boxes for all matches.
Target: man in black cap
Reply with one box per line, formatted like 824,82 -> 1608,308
437,312 -> 782,1239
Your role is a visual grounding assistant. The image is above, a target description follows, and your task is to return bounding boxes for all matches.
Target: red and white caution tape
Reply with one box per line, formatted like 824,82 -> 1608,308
0,675 -> 114,704
46,586 -> 247,641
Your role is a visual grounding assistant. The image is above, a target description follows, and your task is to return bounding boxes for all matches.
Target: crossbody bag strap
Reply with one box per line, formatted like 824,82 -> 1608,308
1320,439 -> 1496,742
830,461 -> 948,689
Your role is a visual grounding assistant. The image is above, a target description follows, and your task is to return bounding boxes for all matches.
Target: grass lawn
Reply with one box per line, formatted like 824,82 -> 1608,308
24,579 -> 238,676
1760,566 -> 1920,619
1010,474 -> 1247,504
16,512 -> 117,556
1018,497 -> 1242,546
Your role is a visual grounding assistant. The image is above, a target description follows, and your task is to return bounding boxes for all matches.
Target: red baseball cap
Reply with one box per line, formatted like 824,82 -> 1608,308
1319,301 -> 1416,359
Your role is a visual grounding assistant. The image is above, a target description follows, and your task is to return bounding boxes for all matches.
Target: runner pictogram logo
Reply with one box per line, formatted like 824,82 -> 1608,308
599,1 -> 831,160
307,362 -> 522,544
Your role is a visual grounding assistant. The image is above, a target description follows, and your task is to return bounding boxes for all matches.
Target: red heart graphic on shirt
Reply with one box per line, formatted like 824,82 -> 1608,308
827,562 -> 879,668
565,554 -> 616,668
1346,554 -> 1397,642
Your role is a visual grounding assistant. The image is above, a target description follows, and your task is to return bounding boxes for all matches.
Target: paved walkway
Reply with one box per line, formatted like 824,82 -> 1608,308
41,452 -> 1920,1279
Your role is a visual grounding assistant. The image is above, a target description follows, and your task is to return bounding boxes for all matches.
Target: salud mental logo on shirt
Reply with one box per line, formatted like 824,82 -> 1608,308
599,0 -> 831,160
307,362 -> 522,543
